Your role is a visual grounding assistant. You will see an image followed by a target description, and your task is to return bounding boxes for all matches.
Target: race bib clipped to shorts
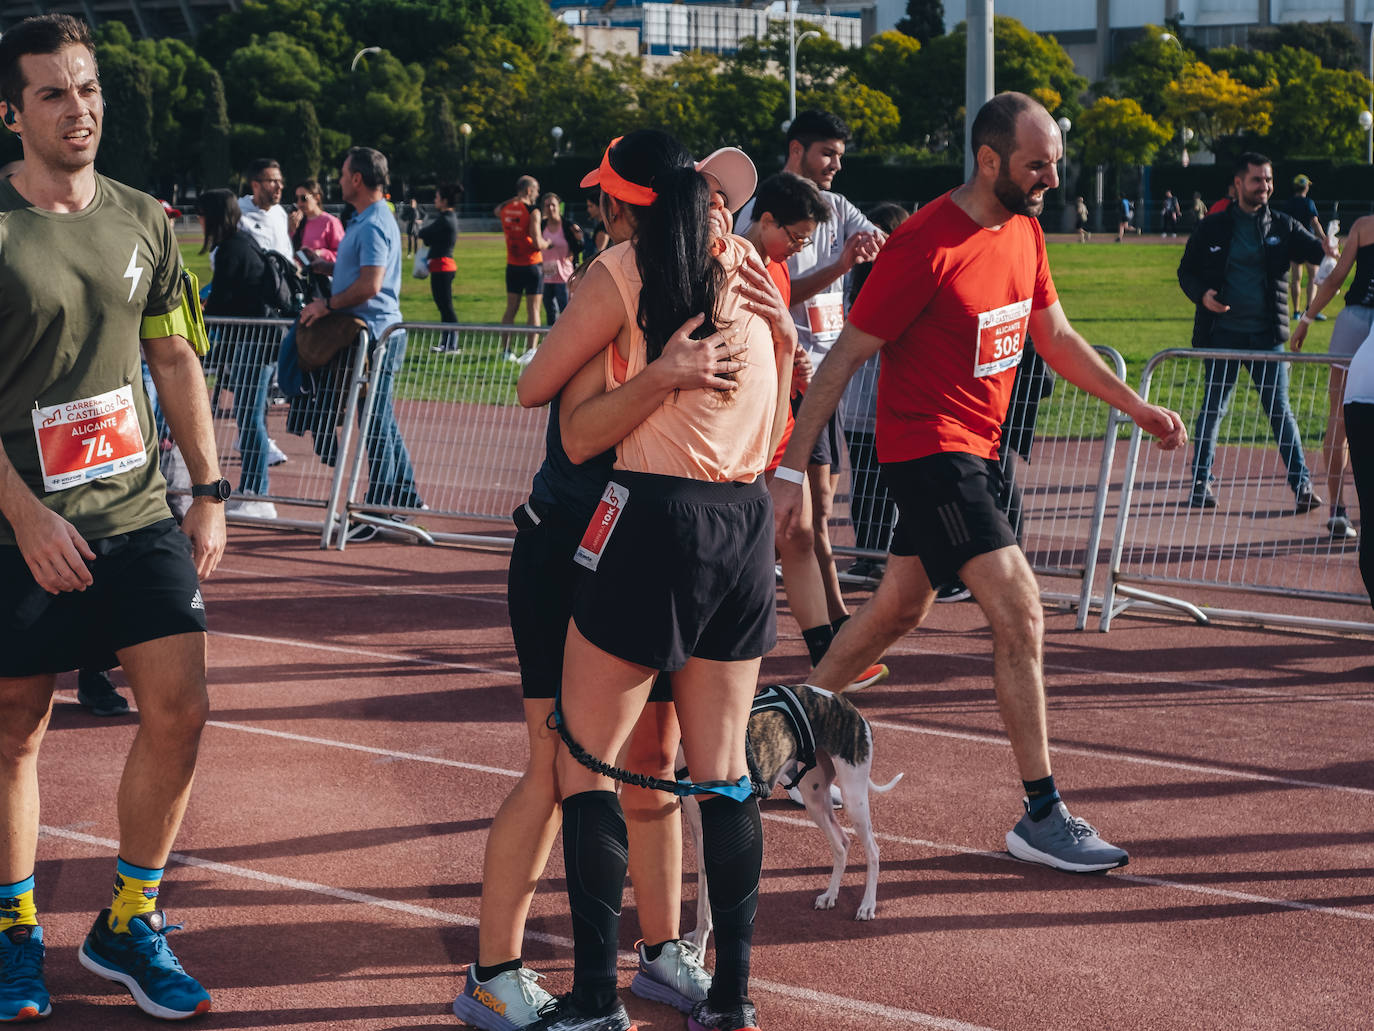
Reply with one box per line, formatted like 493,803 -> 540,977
30,384 -> 147,493
974,299 -> 1031,379
574,481 -> 629,571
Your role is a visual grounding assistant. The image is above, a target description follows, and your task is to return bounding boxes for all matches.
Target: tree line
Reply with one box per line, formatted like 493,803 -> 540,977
0,0 -> 1367,200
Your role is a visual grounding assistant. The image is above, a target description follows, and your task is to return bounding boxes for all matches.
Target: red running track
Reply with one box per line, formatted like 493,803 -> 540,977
29,527 -> 1373,1030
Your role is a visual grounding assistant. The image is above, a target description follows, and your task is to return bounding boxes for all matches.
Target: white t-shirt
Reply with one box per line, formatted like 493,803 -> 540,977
736,189 -> 875,363
1345,328 -> 1374,404
238,195 -> 294,260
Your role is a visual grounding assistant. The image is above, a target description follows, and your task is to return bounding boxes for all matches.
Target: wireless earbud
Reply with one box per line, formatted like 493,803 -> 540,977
3,110 -> 14,126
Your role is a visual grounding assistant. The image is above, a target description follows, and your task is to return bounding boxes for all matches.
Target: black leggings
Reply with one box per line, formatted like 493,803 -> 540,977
429,271 -> 456,349
1345,403 -> 1374,609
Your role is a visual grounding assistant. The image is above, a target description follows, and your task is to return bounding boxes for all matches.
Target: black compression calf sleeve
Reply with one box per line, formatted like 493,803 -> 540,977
699,794 -> 763,1008
562,790 -> 628,1013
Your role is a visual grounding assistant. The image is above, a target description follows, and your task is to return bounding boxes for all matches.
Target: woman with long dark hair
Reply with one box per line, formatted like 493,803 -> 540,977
199,188 -> 276,516
516,130 -> 792,1031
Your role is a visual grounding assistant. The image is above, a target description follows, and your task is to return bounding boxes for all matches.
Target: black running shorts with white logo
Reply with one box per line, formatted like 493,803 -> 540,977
882,452 -> 1020,588
508,500 -> 673,701
0,518 -> 207,677
571,471 -> 776,673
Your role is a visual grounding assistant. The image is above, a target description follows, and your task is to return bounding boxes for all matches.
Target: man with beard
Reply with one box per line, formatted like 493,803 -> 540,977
771,92 -> 1188,873
1178,153 -> 1329,511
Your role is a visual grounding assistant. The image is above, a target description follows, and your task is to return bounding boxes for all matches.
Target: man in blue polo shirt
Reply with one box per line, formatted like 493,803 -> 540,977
299,147 -> 422,538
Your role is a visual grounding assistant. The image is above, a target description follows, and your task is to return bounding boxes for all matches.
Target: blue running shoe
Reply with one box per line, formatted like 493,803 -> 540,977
78,909 -> 211,1020
0,925 -> 51,1022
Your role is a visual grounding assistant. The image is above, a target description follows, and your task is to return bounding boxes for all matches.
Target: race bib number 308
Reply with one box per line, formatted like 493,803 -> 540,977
974,299 -> 1032,378
30,384 -> 146,493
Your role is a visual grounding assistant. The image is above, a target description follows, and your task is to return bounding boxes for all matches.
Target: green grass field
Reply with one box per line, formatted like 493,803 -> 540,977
180,232 -> 1343,435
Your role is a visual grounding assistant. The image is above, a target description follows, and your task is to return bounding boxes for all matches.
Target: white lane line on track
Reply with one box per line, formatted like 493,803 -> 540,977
206,631 -> 1374,798
38,825 -> 999,1031
864,720 -> 1374,798
166,709 -> 1374,926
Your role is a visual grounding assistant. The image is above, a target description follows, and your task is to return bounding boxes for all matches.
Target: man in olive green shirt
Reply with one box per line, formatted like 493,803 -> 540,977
0,14 -> 223,1021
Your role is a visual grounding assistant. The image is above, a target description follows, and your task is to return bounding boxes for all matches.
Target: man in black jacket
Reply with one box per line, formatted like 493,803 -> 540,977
1177,151 -> 1331,510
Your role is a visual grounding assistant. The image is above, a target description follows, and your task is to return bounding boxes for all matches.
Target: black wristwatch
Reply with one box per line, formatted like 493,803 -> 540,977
190,478 -> 232,502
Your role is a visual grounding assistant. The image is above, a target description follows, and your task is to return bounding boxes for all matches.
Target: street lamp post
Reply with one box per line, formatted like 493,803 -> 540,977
1361,110 -> 1373,166
551,125 -> 564,160
786,0 -> 820,125
351,46 -> 381,72
458,122 -> 472,199
1181,126 -> 1193,167
1056,116 -> 1071,202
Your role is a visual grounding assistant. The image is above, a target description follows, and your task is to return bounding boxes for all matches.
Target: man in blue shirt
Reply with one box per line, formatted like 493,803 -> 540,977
299,147 -> 422,536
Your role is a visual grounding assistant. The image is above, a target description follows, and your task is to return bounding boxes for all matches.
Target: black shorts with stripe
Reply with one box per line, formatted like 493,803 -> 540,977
0,518 -> 206,677
882,452 -> 1019,589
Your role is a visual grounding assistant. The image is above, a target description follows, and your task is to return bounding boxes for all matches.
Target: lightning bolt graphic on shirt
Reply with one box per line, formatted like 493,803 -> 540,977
124,246 -> 144,303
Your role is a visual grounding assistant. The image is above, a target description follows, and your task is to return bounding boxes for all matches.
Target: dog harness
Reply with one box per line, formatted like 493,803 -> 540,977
749,685 -> 819,790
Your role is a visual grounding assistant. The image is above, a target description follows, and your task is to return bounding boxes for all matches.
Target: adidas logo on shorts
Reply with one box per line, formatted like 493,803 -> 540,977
190,590 -> 204,611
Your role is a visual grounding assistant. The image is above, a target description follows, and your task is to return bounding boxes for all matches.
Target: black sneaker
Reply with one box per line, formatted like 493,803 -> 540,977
935,581 -> 971,603
526,994 -> 635,1030
1188,482 -> 1218,509
76,670 -> 130,717
689,996 -> 760,1031
1295,486 -> 1323,513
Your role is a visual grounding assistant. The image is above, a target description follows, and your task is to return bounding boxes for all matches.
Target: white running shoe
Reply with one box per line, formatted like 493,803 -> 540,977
267,438 -> 288,466
629,939 -> 711,1013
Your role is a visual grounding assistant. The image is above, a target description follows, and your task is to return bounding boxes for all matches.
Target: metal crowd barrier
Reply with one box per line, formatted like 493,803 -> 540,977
1102,348 -> 1371,634
334,322 -> 551,549
191,317 -> 371,548
834,347 -> 1131,628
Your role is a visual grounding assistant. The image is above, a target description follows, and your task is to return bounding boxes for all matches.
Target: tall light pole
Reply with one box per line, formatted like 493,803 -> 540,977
1056,116 -> 1071,202
351,46 -> 381,72
551,125 -> 564,160
1361,110 -> 1373,166
1367,23 -> 1373,164
458,122 -> 472,198
787,0 -> 821,126
1181,126 -> 1193,167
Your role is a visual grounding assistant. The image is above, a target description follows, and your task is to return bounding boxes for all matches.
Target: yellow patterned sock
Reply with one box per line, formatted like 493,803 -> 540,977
108,858 -> 162,934
0,876 -> 36,932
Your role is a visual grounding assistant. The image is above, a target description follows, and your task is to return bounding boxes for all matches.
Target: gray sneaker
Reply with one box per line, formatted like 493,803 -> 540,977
453,964 -> 554,1031
1005,799 -> 1129,873
629,939 -> 711,1013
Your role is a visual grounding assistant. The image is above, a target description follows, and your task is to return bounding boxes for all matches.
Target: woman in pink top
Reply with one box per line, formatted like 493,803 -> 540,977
288,179 -> 344,265
539,192 -> 582,324
517,130 -> 793,1031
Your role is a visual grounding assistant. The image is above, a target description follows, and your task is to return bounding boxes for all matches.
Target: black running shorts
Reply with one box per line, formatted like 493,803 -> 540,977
571,471 -> 777,672
882,452 -> 1020,588
0,518 -> 207,677
508,500 -> 672,701
505,264 -> 544,298
791,395 -> 845,468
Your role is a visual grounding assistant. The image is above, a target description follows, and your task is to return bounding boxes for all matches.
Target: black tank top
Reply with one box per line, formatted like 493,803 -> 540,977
1345,241 -> 1374,308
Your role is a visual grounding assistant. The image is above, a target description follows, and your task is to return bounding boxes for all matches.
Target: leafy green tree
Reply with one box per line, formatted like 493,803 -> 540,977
94,43 -> 155,189
1249,20 -> 1365,73
428,93 -> 462,182
1077,96 -> 1172,170
1102,24 -> 1190,122
200,68 -> 232,188
797,76 -> 900,151
896,0 -> 945,46
282,99 -> 322,184
1162,62 -> 1274,152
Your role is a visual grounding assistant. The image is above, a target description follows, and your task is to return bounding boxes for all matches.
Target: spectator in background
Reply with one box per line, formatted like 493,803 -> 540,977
199,189 -> 279,520
843,201 -> 910,584
289,178 -> 344,267
421,182 -> 462,354
1161,189 -> 1181,237
1190,190 -> 1208,227
582,193 -> 610,263
1177,151 -> 1330,512
400,195 -> 421,255
1208,183 -> 1236,215
539,192 -> 582,326
238,157 -> 293,261
1285,174 -> 1328,322
1075,195 -> 1090,242
298,147 -> 423,539
496,174 -> 550,362
1115,194 -> 1138,241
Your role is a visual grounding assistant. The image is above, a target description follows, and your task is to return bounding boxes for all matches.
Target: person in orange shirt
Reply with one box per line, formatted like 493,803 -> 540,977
495,175 -> 551,362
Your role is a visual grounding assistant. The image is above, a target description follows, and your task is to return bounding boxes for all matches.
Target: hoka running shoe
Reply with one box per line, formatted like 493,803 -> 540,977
0,925 -> 50,1022
452,964 -> 554,1031
78,909 -> 211,1020
629,939 -> 710,1013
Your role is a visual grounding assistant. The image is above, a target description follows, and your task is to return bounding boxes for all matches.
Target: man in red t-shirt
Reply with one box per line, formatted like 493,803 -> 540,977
494,174 -> 550,361
772,92 -> 1187,875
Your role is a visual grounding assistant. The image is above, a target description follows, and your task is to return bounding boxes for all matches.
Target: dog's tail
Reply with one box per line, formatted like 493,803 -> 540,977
870,772 -> 904,793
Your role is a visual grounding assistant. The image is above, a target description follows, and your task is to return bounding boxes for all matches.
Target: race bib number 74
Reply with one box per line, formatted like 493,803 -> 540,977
30,384 -> 146,493
974,299 -> 1031,378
